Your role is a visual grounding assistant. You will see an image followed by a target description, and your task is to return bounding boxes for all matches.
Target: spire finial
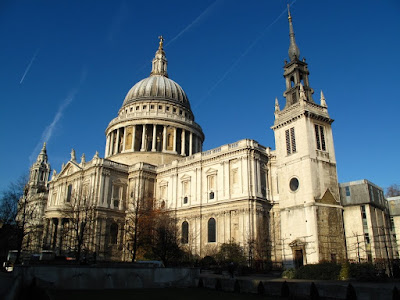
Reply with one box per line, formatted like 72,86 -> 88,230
70,149 -> 76,161
158,35 -> 164,50
37,142 -> 48,162
287,4 -> 300,61
320,90 -> 327,108
81,153 -> 86,164
274,97 -> 280,119
299,83 -> 307,101
287,4 -> 292,19
275,97 -> 280,112
151,36 -> 168,77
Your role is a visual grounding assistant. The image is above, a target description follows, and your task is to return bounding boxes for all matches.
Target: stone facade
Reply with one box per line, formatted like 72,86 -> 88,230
23,12 -> 347,268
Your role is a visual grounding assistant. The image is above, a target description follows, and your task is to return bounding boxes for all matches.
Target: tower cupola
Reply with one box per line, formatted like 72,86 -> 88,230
28,142 -> 51,191
282,5 -> 314,109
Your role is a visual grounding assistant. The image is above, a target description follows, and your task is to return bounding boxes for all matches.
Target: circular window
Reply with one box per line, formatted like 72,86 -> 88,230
289,178 -> 299,192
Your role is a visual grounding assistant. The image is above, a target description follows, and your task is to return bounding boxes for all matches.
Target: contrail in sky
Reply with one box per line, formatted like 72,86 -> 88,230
165,0 -> 221,47
195,0 -> 297,108
29,67 -> 88,163
20,49 -> 39,84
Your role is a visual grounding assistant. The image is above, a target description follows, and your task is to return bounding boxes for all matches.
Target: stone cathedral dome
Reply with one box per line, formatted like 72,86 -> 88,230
123,76 -> 190,108
104,36 -> 204,166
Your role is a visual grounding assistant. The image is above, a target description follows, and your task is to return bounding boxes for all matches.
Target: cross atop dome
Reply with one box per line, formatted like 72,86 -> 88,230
158,35 -> 164,50
151,36 -> 168,77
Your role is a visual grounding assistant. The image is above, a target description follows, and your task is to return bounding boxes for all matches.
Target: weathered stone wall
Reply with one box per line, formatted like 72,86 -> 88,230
13,265 -> 199,290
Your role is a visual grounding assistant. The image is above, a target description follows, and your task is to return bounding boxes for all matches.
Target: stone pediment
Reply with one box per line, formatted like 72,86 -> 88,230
289,239 -> 306,248
159,180 -> 168,186
180,174 -> 191,181
57,161 -> 82,178
316,188 -> 338,205
205,168 -> 217,175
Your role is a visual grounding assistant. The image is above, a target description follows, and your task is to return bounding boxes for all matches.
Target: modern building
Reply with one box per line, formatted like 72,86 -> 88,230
24,9 -> 346,268
339,180 -> 394,263
387,196 -> 400,257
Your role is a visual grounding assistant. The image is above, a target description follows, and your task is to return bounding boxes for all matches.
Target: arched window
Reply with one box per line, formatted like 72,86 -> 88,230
181,221 -> 189,244
110,223 -> 118,244
208,218 -> 216,243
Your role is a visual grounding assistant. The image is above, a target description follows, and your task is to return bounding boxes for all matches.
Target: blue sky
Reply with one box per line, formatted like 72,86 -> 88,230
0,0 -> 399,192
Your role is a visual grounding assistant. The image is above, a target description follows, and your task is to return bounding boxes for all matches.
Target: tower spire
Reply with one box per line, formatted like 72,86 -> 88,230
287,4 -> 300,61
37,142 -> 48,163
150,35 -> 168,77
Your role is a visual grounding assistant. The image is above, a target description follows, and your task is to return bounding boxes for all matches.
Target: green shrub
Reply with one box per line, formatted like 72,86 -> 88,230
349,263 -> 377,281
200,255 -> 216,268
282,268 -> 296,279
339,261 -> 350,280
295,262 -> 341,280
215,240 -> 246,265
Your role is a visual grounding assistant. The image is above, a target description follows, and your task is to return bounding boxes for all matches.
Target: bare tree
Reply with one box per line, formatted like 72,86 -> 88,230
123,196 -> 159,262
386,184 -> 400,198
150,211 -> 182,265
61,193 -> 96,261
0,175 -> 41,264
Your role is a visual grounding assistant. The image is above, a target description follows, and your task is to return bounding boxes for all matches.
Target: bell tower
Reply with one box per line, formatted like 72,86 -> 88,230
272,6 -> 346,267
28,142 -> 51,193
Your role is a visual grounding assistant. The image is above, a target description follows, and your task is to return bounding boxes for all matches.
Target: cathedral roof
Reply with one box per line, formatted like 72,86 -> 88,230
122,36 -> 190,109
123,75 -> 190,108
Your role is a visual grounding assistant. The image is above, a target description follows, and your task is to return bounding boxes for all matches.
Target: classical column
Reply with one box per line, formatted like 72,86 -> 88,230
189,132 -> 193,156
141,125 -> 146,151
162,126 -> 167,152
122,127 -> 126,152
152,124 -> 157,152
109,131 -> 114,156
256,159 -> 261,196
99,173 -> 104,205
132,125 -> 136,151
173,127 -> 177,153
114,130 -> 119,154
181,129 -> 185,155
105,134 -> 110,157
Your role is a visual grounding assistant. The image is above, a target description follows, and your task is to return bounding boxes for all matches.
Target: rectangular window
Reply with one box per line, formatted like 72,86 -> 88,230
315,124 -> 326,151
160,185 -> 167,200
208,175 -> 215,191
286,129 -> 291,155
290,127 -> 296,152
369,186 -> 375,202
345,186 -> 350,196
66,185 -> 72,202
361,205 -> 367,219
365,233 -> 370,244
285,127 -> 297,155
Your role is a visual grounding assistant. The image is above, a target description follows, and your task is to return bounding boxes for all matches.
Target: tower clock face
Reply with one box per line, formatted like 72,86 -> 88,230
289,177 -> 299,192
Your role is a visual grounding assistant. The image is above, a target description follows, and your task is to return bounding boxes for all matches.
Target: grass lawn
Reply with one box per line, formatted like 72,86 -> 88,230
48,287 -> 280,300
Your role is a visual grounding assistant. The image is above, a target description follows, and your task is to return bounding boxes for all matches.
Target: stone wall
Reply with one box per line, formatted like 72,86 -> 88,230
13,265 -> 199,290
